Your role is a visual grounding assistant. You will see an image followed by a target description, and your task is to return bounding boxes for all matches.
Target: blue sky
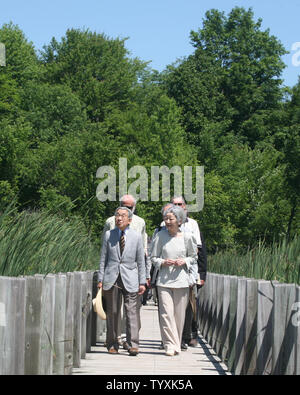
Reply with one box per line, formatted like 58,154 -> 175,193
1,0 -> 299,87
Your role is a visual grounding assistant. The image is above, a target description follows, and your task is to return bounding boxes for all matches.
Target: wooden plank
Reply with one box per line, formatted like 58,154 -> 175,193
91,271 -> 99,346
0,277 -> 26,375
197,272 -> 208,335
221,276 -> 231,363
235,277 -> 247,375
295,286 -> 300,375
80,272 -> 88,358
227,276 -> 238,373
256,281 -> 274,375
64,272 -> 74,375
85,271 -> 93,353
210,273 -> 218,349
11,277 -> 26,375
24,276 -> 44,375
0,277 -> 12,375
215,274 -> 224,358
73,303 -> 230,375
244,279 -> 258,375
39,274 -> 55,375
73,272 -> 83,367
53,274 -> 66,375
202,272 -> 211,339
272,283 -> 297,375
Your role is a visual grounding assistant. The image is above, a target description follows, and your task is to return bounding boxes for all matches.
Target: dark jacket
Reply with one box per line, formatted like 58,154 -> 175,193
198,231 -> 207,282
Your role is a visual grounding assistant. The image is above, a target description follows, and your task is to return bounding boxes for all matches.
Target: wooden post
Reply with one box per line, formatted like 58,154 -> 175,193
295,286 -> 300,375
203,272 -> 211,340
244,279 -> 258,375
39,274 -> 55,375
24,276 -> 44,375
91,271 -> 99,346
215,274 -> 224,358
0,277 -> 26,375
221,275 -> 231,363
80,272 -> 87,358
53,274 -> 66,375
197,273 -> 207,335
73,272 -> 82,367
64,272 -> 74,375
272,283 -> 297,375
257,281 -> 274,375
85,271 -> 93,353
235,277 -> 247,375
211,273 -> 218,349
227,276 -> 238,373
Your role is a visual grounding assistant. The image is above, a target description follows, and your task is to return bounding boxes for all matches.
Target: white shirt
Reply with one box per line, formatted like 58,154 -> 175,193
180,217 -> 202,247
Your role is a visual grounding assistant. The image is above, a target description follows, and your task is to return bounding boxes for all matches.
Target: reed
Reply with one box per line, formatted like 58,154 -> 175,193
208,236 -> 300,284
0,205 -> 99,277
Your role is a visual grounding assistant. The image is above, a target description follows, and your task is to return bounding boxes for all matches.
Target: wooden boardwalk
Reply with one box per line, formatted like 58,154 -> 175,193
72,301 -> 230,375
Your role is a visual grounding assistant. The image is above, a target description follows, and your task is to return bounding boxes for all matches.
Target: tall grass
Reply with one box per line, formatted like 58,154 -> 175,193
0,205 -> 99,277
208,236 -> 300,285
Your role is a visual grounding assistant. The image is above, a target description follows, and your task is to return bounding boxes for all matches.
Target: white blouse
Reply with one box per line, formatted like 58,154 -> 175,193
150,229 -> 197,288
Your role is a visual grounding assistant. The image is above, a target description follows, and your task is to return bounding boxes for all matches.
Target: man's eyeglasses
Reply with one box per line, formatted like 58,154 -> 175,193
115,213 -> 128,218
173,202 -> 183,206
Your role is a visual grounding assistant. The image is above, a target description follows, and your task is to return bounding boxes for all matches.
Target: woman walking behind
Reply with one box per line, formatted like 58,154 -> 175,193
150,205 -> 197,356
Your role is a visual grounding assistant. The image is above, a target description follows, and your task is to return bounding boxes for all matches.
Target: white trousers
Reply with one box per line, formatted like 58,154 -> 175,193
157,286 -> 189,353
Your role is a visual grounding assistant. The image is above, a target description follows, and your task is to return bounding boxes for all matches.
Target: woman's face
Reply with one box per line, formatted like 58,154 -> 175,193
164,212 -> 179,233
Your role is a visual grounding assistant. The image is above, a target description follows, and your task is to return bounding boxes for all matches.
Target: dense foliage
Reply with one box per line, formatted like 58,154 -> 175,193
0,7 -> 299,257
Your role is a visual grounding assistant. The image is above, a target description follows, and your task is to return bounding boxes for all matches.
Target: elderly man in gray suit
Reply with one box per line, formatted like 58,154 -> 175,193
98,207 -> 146,356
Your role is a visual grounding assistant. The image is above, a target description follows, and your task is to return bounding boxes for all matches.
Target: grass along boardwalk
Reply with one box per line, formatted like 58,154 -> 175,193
72,301 -> 230,375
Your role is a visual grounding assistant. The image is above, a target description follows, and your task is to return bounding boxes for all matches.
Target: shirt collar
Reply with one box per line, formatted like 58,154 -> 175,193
118,226 -> 129,236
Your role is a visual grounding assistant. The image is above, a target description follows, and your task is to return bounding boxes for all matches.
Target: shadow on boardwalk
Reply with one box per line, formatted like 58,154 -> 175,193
73,303 -> 230,375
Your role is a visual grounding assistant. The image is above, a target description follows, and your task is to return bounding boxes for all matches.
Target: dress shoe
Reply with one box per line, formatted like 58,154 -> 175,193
122,341 -> 130,350
108,347 -> 118,354
128,347 -> 139,356
189,338 -> 198,347
181,342 -> 188,351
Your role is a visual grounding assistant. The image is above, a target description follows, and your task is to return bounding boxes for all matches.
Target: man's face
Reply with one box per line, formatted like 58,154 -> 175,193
172,198 -> 186,212
121,197 -> 135,213
115,209 -> 132,230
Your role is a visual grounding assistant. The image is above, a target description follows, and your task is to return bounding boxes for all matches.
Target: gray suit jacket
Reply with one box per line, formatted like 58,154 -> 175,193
98,227 -> 146,293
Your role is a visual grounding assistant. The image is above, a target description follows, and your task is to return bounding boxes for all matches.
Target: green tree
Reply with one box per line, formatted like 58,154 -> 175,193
40,28 -> 146,122
0,22 -> 39,86
163,7 -> 287,150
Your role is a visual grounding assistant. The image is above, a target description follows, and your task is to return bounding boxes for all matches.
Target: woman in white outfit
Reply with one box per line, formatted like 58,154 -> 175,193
150,205 -> 197,356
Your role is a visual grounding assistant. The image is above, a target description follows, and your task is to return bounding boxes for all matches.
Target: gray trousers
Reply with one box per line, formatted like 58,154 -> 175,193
103,274 -> 140,350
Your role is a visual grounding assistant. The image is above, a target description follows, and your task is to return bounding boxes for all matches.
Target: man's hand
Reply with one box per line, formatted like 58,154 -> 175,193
138,285 -> 146,295
97,282 -> 102,289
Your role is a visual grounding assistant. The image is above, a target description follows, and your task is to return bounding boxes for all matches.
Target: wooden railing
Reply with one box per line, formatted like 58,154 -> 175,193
0,271 -> 105,375
197,273 -> 300,375
1,270 -> 299,375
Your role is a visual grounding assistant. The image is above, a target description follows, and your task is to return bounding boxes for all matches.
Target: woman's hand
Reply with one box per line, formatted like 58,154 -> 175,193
173,258 -> 186,267
163,259 -> 176,266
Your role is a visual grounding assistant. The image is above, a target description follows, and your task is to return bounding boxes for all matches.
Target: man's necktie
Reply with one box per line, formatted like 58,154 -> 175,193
120,231 -> 125,255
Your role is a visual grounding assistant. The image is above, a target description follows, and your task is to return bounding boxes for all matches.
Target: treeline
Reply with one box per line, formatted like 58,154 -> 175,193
0,7 -> 299,251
